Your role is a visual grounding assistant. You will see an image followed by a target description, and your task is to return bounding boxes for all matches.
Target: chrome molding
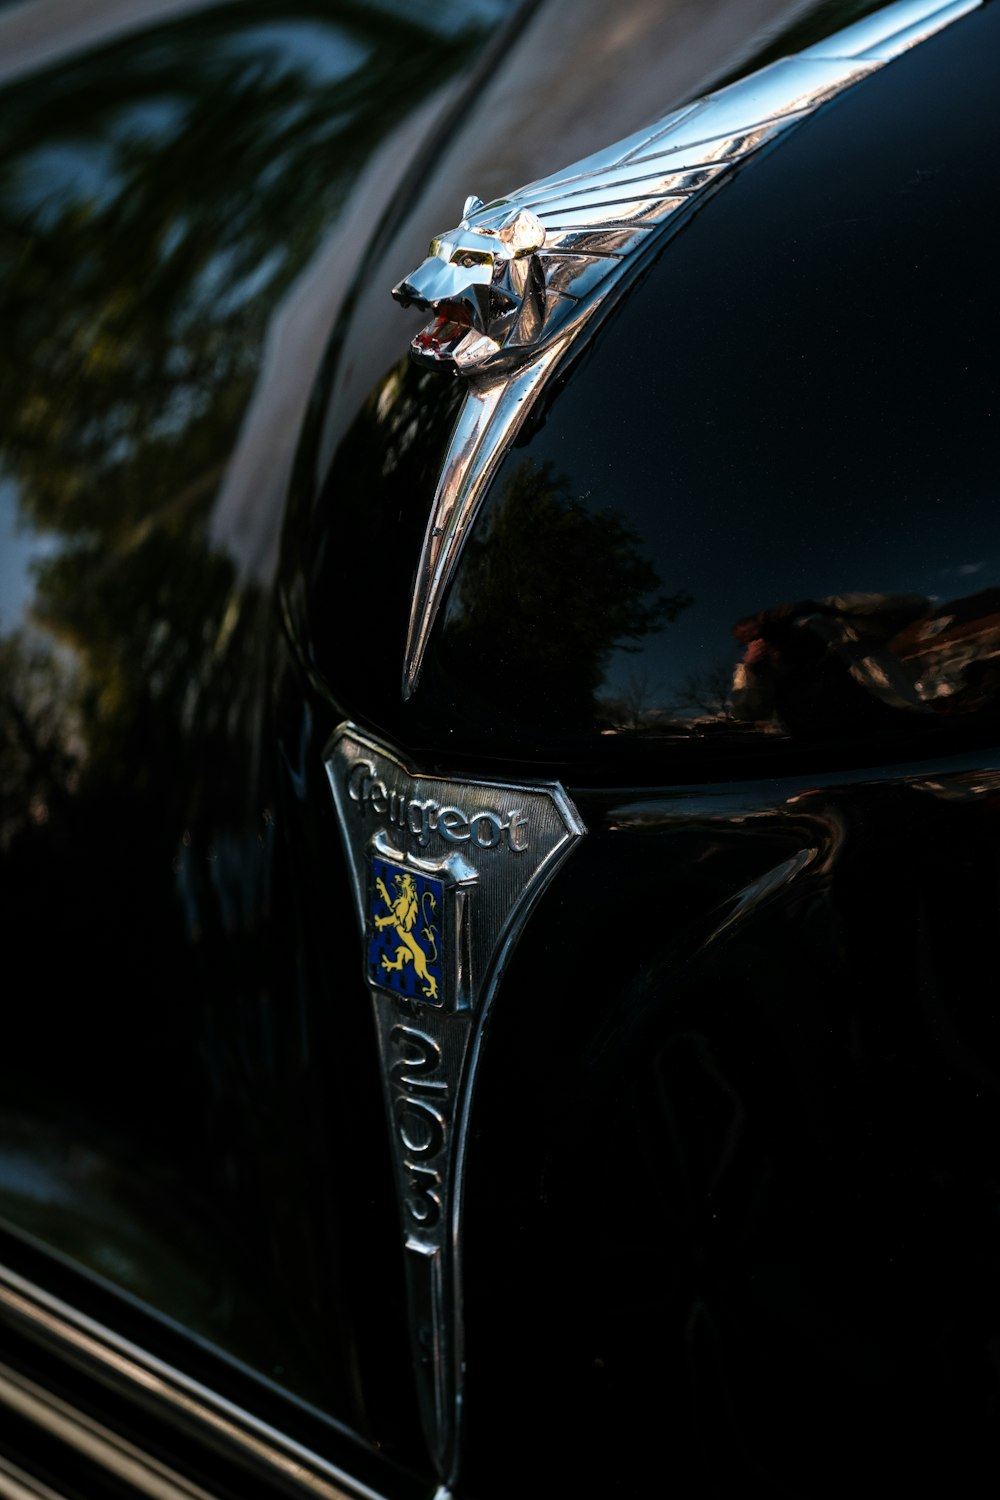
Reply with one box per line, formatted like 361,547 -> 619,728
394,0 -> 981,698
0,1454 -> 70,1500
325,725 -> 585,1490
0,1266 -> 385,1500
0,1359 -> 216,1500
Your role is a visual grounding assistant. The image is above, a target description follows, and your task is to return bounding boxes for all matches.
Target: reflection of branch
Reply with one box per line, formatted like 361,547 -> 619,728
601,668 -> 665,731
672,662 -> 735,721
445,458 -> 694,727
111,462 -> 227,559
0,634 -> 80,845
3,688 -> 55,786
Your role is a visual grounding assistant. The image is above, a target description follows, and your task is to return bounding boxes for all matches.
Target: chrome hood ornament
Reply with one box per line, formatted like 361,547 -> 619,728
325,724 -> 584,1491
392,0 -> 981,699
392,197 -> 547,370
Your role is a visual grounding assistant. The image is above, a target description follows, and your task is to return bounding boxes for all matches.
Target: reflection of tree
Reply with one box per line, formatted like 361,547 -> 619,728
441,458 -> 692,729
0,0 -> 501,809
1,0 -> 488,540
0,631 -> 81,852
597,667 -> 667,733
0,1 -> 515,1417
672,661 -> 735,721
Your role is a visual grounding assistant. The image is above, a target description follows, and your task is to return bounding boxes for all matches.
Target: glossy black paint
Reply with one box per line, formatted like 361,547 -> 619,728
290,2 -> 1000,779
276,4 -> 1000,1492
4,1 -> 1000,1497
0,0 -> 520,1478
460,756 -> 1000,1493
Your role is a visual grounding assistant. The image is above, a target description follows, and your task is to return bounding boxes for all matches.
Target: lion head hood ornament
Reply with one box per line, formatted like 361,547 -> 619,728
392,196 -> 547,370
393,0 -> 981,702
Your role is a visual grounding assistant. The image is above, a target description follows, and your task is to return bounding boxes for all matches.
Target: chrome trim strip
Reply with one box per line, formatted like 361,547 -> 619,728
0,1454 -> 71,1500
801,0 -> 978,57
0,1267 -> 390,1500
0,1360 -> 216,1500
402,332 -> 573,703
398,0 -> 982,698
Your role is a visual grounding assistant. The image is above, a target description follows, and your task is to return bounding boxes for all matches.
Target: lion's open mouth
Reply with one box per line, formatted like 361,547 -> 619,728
412,300 -> 474,363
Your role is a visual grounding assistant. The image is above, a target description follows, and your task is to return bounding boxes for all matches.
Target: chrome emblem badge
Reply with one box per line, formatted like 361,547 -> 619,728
325,723 -> 585,1489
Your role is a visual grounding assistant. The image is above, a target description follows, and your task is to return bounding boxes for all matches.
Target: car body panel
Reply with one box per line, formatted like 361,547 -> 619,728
2,1 -> 999,1496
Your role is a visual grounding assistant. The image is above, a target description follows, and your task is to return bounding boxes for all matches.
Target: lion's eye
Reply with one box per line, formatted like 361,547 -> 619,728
450,250 -> 493,270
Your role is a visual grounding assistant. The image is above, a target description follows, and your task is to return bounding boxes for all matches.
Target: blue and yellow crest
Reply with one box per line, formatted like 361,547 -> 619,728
368,857 -> 444,1004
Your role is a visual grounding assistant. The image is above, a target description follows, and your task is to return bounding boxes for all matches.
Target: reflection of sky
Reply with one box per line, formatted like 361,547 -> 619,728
11,141 -> 122,226
222,21 -> 370,82
186,244 -> 288,320
5,18 -> 387,230
366,0 -> 512,33
0,1145 -> 86,1207
0,477 -> 59,633
109,95 -> 186,142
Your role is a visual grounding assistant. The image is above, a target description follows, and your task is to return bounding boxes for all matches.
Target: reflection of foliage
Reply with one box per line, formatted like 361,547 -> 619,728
442,459 -> 692,728
0,2 -> 514,1407
0,630 -> 82,852
375,361 -> 465,481
0,0 -> 503,804
0,0 -> 490,542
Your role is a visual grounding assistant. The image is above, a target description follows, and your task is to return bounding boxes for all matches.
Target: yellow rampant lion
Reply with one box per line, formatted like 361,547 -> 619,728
374,872 -> 439,1001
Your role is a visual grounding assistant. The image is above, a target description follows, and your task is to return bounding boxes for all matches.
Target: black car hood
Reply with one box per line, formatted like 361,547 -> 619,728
285,0 -> 1000,783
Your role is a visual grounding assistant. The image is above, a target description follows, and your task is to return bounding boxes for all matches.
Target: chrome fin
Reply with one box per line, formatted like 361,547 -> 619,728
394,0 -> 981,699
